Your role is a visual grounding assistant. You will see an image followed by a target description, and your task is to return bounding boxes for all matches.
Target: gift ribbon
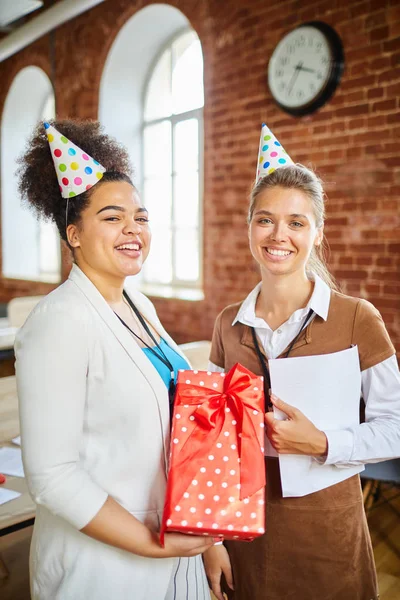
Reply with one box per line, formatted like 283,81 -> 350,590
164,364 -> 266,525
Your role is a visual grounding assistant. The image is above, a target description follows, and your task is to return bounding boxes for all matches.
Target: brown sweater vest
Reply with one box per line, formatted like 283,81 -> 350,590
210,289 -> 395,376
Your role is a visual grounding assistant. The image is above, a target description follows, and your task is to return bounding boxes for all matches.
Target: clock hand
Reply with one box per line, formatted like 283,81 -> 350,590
297,65 -> 316,74
287,61 -> 303,95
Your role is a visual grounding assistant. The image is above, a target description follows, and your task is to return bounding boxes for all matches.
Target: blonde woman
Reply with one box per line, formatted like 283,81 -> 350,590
204,144 -> 399,600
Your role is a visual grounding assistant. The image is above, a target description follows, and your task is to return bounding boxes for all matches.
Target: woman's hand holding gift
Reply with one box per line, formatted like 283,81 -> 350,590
265,393 -> 328,457
155,532 -> 214,558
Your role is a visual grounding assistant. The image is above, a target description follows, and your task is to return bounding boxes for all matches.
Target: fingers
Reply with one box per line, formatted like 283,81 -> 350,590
209,576 -> 225,600
191,537 -> 214,554
222,563 -> 235,591
264,411 -> 275,426
164,533 -> 213,557
270,393 -> 297,418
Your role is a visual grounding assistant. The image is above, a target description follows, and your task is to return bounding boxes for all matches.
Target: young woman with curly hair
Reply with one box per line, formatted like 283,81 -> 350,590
15,120 -> 213,600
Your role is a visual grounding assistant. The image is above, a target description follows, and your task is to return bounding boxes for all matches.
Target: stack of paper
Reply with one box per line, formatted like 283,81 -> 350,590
0,446 -> 25,477
269,346 -> 363,497
0,487 -> 21,506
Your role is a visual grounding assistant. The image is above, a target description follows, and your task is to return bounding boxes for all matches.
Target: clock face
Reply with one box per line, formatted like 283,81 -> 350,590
268,24 -> 342,115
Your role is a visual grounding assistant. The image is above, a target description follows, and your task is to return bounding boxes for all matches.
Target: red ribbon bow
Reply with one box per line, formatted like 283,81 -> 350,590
164,363 -> 266,524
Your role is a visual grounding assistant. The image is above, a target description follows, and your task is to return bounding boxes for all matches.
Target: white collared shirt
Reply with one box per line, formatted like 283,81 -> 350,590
209,275 -> 400,467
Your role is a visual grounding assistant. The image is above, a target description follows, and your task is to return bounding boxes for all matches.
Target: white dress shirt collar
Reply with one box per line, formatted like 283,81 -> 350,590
232,273 -> 331,329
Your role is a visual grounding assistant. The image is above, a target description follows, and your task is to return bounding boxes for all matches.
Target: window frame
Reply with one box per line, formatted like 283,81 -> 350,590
140,28 -> 204,300
1,66 -> 62,288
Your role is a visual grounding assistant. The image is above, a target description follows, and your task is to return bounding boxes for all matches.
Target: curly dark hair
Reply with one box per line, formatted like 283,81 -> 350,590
17,119 -> 134,242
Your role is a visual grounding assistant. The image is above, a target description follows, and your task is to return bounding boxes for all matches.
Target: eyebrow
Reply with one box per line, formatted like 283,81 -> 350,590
254,210 -> 309,220
96,205 -> 148,215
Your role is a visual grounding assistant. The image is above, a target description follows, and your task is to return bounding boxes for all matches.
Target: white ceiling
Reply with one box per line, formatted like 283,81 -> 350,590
0,0 -> 43,28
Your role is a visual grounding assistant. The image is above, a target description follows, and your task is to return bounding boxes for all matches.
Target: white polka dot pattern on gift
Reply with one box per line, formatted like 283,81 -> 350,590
164,367 -> 266,540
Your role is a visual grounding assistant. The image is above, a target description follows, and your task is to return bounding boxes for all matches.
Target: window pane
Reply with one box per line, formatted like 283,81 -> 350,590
143,177 -> 172,228
144,48 -> 172,121
39,221 -> 60,278
172,39 -> 204,115
143,121 -> 171,177
174,228 -> 199,282
144,227 -> 173,284
1,65 -> 60,282
174,172 -> 199,228
173,31 -> 197,62
42,94 -> 55,121
174,118 -> 199,173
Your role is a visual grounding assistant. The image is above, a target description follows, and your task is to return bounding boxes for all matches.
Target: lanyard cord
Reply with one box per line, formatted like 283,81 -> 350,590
120,291 -> 174,374
251,308 -> 315,405
115,292 -> 176,416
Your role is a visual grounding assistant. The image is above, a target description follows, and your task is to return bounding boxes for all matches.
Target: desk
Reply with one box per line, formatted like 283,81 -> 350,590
0,327 -> 17,352
0,377 -> 36,536
0,474 -> 35,537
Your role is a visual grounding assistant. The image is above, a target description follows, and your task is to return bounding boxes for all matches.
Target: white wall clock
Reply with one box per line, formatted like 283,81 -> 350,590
268,21 -> 344,116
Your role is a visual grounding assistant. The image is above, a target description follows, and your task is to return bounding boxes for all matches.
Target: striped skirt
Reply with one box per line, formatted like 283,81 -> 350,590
165,555 -> 211,600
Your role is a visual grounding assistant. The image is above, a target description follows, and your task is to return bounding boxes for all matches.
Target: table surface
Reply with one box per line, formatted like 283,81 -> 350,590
0,376 -> 35,531
0,326 -> 17,351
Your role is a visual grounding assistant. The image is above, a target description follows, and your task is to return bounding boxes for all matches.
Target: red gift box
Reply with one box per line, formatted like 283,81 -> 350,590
161,363 -> 266,542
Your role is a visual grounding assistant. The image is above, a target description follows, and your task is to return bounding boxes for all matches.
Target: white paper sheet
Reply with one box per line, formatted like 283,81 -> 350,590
11,436 -> 21,446
0,446 -> 25,477
269,345 -> 363,497
0,487 -> 21,506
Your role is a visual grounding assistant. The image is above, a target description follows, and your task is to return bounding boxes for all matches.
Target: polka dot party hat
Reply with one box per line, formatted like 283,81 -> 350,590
256,123 -> 294,182
44,122 -> 106,198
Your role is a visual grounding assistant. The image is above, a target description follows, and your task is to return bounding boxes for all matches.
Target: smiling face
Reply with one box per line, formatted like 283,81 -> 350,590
249,185 -> 323,280
67,181 -> 151,284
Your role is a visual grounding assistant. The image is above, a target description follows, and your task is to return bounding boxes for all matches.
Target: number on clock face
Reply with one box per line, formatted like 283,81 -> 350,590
268,25 -> 332,109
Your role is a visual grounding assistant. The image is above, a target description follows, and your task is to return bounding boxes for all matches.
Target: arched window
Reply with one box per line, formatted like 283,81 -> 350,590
1,66 -> 60,283
142,30 -> 204,298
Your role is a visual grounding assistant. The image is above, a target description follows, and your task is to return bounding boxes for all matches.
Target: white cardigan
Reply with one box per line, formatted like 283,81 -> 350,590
15,264 -> 187,600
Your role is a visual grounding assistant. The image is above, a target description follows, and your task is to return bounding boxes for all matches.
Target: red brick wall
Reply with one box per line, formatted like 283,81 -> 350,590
0,0 -> 398,352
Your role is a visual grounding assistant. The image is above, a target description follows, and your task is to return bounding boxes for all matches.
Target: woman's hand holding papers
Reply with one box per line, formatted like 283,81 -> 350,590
265,394 -> 328,457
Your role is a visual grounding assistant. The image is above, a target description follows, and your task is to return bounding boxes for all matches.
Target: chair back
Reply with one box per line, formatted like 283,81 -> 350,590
179,340 -> 211,371
7,296 -> 43,328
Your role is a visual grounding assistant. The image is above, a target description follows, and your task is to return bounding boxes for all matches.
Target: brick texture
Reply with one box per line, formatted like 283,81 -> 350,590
0,0 -> 398,354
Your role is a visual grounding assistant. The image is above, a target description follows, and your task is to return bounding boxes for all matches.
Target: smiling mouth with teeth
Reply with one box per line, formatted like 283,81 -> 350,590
115,243 -> 141,251
265,247 -> 292,257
